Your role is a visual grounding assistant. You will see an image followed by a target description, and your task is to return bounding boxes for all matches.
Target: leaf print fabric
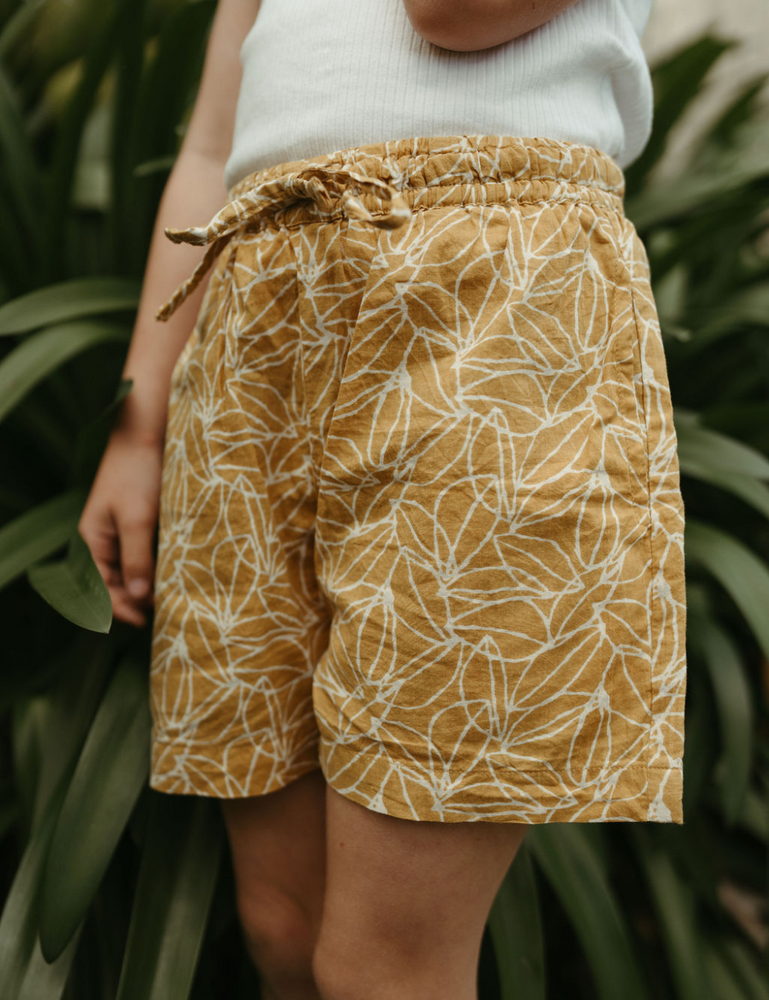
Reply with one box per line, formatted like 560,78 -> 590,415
148,135 -> 687,824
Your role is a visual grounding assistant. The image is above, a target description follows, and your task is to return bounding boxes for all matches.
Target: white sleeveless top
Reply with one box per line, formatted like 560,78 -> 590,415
223,0 -> 655,192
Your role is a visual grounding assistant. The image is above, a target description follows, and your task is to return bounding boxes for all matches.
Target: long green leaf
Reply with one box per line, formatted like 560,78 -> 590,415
631,829 -> 716,1000
16,929 -> 82,1000
676,649 -> 714,812
115,794 -> 223,1000
0,191 -> 35,293
0,641 -> 111,1000
0,489 -> 85,590
0,0 -> 49,60
704,934 -> 769,1000
686,589 -> 753,823
44,2 -> 122,282
704,939 -> 765,1000
10,394 -> 76,471
662,820 -> 727,921
688,469 -> 769,521
133,155 -> 175,177
675,411 -> 769,517
722,936 -> 769,1000
0,280 -> 138,335
733,788 -> 769,843
529,826 -> 649,1000
34,633 -> 116,831
682,402 -> 769,456
10,698 -> 44,843
676,410 -> 769,479
0,65 -> 43,254
0,802 -> 18,843
8,631 -> 114,835
691,282 -> 769,344
71,377 -> 133,488
488,841 -> 546,1000
107,0 -> 147,271
27,529 -> 113,633
38,654 -> 151,962
130,0 -> 215,264
626,124 -> 769,228
0,320 -> 129,424
625,35 -> 734,194
730,928 -> 769,999
0,782 -> 67,1000
685,519 -> 769,663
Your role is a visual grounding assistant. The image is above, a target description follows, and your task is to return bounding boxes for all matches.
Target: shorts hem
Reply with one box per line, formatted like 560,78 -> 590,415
318,737 -> 684,825
149,733 -> 322,799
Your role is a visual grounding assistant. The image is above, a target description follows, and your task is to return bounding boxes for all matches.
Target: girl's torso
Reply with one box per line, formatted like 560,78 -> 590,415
223,0 -> 655,192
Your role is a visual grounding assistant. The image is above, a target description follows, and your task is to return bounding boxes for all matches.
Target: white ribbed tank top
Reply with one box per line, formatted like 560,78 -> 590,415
223,0 -> 655,192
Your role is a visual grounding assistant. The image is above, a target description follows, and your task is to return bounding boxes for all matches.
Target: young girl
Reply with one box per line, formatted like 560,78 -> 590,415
80,1 -> 687,997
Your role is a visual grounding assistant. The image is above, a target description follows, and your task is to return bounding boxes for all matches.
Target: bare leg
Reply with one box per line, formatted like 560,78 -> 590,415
311,786 -> 528,1000
220,767 -> 327,1000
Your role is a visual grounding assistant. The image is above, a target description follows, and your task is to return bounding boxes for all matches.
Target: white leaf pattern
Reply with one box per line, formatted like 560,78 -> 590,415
149,135 -> 686,824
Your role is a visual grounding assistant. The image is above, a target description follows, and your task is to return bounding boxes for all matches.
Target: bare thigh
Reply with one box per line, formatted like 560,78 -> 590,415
313,785 -> 528,1000
220,767 -> 328,957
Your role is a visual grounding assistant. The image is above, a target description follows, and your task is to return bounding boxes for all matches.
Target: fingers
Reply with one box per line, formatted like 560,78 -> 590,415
80,504 -> 156,629
115,509 -> 157,607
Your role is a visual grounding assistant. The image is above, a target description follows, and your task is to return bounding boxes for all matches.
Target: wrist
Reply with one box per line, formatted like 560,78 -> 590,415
112,392 -> 167,449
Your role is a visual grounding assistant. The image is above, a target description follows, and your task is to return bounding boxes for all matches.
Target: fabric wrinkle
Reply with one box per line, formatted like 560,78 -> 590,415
154,164 -> 412,323
148,135 -> 686,825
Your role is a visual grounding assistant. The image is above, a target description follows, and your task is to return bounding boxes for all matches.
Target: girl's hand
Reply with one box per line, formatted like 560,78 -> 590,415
79,429 -> 164,629
75,0 -> 262,630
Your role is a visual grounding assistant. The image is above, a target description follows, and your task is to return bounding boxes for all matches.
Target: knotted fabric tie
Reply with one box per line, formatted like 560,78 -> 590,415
154,164 -> 412,322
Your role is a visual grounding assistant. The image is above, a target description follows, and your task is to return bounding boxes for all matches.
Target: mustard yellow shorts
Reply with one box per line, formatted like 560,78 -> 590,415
148,135 -> 687,824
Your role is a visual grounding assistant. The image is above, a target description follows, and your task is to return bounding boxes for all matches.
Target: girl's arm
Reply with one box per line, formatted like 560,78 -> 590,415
116,0 -> 261,447
402,0 -> 582,52
80,0 -> 260,627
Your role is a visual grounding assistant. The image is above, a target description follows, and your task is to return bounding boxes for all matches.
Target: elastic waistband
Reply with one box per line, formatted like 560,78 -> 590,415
229,134 -> 625,213
155,135 -> 625,323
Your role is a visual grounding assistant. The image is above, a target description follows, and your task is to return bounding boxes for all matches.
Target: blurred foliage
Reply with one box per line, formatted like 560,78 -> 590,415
0,1 -> 768,997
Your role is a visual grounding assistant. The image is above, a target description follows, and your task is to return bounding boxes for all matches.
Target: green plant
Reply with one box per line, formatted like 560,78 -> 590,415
0,3 -> 767,997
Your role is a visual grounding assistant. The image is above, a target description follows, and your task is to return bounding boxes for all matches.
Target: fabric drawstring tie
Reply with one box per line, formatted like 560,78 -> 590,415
154,164 -> 412,322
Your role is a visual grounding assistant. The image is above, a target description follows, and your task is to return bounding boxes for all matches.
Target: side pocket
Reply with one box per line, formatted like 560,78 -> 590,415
621,216 -> 684,506
620,218 -> 651,435
603,211 -> 655,509
614,217 -> 688,784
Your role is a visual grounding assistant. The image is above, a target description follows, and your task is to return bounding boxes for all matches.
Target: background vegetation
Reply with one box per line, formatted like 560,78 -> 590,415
0,1 -> 768,997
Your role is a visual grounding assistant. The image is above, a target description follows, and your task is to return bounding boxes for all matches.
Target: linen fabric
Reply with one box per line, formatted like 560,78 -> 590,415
149,134 -> 687,824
